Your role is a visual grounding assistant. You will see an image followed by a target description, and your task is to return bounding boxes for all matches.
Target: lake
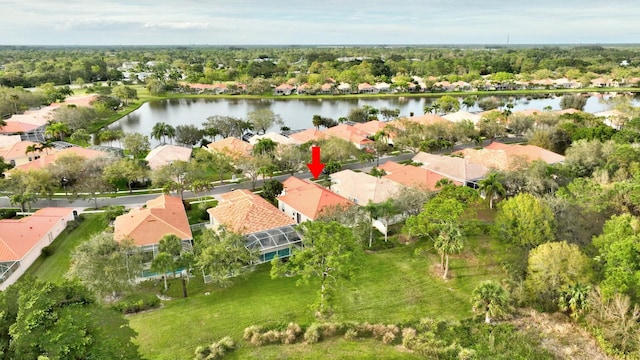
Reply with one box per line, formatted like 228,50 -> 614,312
113,93 -> 640,147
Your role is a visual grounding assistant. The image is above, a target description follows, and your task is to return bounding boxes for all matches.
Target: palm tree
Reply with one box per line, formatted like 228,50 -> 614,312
165,124 -> 176,144
151,122 -> 173,144
478,172 -> 506,209
25,144 -> 38,158
253,138 -> 278,156
44,122 -> 70,141
434,222 -> 464,279
471,281 -> 510,324
151,252 -> 175,291
558,283 -> 591,319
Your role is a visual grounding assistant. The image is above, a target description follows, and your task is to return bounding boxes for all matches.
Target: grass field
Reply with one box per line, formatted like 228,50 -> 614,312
25,214 -> 108,282
128,235 -> 505,359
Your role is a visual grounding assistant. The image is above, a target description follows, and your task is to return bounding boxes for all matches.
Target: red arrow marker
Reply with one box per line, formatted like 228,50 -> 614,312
306,146 -> 325,179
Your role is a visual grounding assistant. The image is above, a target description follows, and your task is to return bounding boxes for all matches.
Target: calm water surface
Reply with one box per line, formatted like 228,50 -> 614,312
113,94 -> 639,147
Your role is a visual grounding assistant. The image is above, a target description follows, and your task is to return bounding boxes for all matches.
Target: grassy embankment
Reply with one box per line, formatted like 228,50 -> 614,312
24,214 -> 107,282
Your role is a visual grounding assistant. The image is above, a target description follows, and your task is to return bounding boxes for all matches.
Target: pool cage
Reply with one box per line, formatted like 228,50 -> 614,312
246,225 -> 303,263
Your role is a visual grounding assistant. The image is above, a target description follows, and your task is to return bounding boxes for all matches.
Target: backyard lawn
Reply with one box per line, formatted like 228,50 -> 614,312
25,214 -> 107,283
128,235 -> 505,359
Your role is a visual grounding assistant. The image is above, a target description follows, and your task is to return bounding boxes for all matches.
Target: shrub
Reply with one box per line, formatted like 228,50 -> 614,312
243,325 -> 263,341
194,336 -> 235,360
110,293 -> 160,314
402,327 -> 417,348
304,323 -> 321,344
0,209 -> 17,219
41,245 -> 53,257
382,331 -> 397,344
344,328 -> 358,341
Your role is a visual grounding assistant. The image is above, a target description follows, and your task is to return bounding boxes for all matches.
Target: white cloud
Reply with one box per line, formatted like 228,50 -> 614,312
143,22 -> 211,30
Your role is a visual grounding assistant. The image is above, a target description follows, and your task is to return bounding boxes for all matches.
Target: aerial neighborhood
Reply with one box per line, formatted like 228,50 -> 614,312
1,42 -> 640,359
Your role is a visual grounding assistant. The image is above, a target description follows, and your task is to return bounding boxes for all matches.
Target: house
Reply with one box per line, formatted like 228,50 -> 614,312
378,160 -> 457,191
247,132 -> 303,146
145,144 -> 193,170
594,109 -> 628,129
374,82 -> 391,93
322,123 -> 373,149
0,140 -> 45,167
8,147 -> 108,175
411,152 -> 489,187
274,84 -> 295,96
357,83 -> 378,94
277,177 -> 353,223
442,111 -> 483,126
113,194 -> 192,270
206,137 -> 253,160
319,83 -> 334,95
458,143 -> 565,171
207,190 -> 300,263
287,128 -> 327,144
591,77 -> 617,88
296,83 -> 310,95
395,113 -> 450,128
0,207 -> 75,290
451,81 -> 472,91
352,120 -> 391,142
330,169 -> 402,205
337,83 -> 352,94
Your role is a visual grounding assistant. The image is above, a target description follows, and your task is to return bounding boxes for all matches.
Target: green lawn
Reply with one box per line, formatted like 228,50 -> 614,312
128,236 -> 505,359
25,214 -> 108,283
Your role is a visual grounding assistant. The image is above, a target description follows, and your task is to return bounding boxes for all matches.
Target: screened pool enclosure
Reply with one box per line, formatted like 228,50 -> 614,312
246,225 -> 303,263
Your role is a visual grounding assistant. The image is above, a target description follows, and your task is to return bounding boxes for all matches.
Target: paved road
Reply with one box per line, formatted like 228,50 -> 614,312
0,152 -> 415,211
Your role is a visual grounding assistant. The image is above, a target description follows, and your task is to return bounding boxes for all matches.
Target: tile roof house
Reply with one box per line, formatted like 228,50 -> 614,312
352,120 -> 389,137
277,177 -> 353,223
390,114 -> 450,128
274,83 -> 295,96
378,160 -> 457,191
0,207 -> 75,290
114,194 -> 192,270
442,111 -> 483,125
145,144 -> 193,170
322,123 -> 373,149
8,147 -> 108,175
248,132 -> 303,146
287,128 -> 327,144
208,190 -> 300,263
330,169 -> 402,205
0,141 -> 45,167
412,152 -> 489,186
458,142 -> 565,171
358,83 -> 378,94
206,137 -> 253,160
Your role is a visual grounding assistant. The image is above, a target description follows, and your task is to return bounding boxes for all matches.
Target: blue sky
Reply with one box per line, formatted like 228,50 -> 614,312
3,0 -> 640,45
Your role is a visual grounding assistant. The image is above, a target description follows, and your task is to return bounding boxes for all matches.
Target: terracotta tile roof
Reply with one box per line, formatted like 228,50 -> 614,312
53,94 -> 99,108
0,121 -> 40,134
412,152 -> 489,183
207,189 -> 295,234
379,160 -> 458,191
485,142 -> 565,164
0,135 -> 22,148
388,114 -> 450,129
554,108 -> 582,115
206,137 -> 253,159
0,207 -> 74,262
352,120 -> 388,136
330,169 -> 402,204
322,124 -> 373,146
358,83 -> 374,90
458,143 -> 565,171
145,145 -> 193,170
11,147 -> 107,173
275,83 -> 295,90
114,194 -> 192,247
288,128 -> 327,143
0,141 -> 41,161
277,176 -> 353,220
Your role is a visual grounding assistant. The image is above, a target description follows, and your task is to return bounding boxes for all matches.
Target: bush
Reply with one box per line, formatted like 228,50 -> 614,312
110,293 -> 160,314
243,325 -> 263,341
194,336 -> 235,360
344,328 -> 358,340
41,246 -> 53,257
303,323 -> 321,344
0,209 -> 17,219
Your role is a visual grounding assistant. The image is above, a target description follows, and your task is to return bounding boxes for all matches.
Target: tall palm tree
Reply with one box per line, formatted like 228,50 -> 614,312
478,172 -> 506,209
434,222 -> 464,279
471,281 -> 510,324
151,122 -> 175,144
165,124 -> 176,144
253,138 -> 277,156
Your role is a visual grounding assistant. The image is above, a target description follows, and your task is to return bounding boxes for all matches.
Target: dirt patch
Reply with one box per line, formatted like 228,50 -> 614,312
509,309 -> 612,360
429,263 -> 454,281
